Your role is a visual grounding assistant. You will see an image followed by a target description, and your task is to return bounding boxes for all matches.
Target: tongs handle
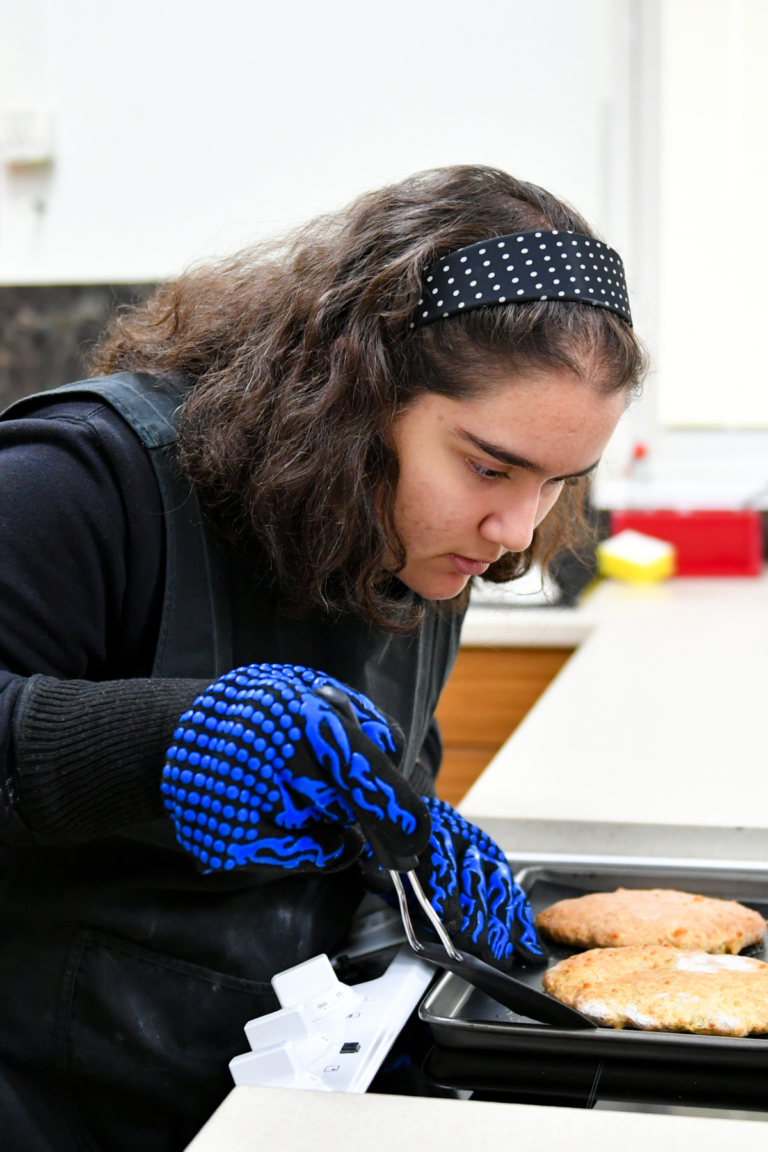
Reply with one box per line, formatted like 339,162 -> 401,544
315,682 -> 421,873
389,872 -> 597,1032
390,870 -> 461,961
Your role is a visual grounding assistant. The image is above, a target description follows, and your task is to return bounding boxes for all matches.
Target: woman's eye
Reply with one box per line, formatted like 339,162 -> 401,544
469,460 -> 507,481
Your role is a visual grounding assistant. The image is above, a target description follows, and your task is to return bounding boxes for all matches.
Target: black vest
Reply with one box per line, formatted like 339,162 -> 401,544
0,373 -> 464,1152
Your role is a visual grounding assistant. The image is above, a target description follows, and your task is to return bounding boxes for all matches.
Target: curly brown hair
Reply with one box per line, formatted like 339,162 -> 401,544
90,165 -> 647,631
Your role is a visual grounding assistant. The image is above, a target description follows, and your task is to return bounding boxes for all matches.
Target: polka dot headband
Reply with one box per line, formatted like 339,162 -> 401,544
411,230 -> 632,328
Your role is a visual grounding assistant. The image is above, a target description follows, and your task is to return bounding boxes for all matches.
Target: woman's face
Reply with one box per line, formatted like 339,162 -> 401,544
391,366 -> 626,600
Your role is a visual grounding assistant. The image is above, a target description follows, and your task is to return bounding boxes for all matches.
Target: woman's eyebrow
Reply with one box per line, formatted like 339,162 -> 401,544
456,428 -> 599,480
457,428 -> 542,471
552,461 -> 600,482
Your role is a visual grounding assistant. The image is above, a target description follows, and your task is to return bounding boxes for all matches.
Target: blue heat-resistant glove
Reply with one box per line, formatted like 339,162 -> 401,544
161,664 -> 432,875
361,797 -> 544,971
419,799 -> 544,969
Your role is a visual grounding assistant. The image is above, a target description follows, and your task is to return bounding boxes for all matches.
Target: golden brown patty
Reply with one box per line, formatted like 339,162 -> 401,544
543,945 -> 768,1035
536,888 -> 766,953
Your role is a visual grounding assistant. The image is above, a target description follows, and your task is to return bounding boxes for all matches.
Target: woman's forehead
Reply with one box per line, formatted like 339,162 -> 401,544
402,376 -> 625,477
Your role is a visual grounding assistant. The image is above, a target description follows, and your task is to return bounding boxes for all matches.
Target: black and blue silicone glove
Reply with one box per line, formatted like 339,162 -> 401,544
361,797 -> 544,971
161,664 -> 431,875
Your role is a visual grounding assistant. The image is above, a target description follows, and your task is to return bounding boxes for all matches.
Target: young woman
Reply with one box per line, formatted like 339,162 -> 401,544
0,165 -> 645,1150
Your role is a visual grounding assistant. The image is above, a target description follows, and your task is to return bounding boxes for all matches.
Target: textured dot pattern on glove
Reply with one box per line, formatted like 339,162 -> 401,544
161,663 -> 416,874
418,798 -> 544,967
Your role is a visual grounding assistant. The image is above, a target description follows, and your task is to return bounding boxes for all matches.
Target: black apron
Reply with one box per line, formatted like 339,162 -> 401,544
0,374 -> 464,1152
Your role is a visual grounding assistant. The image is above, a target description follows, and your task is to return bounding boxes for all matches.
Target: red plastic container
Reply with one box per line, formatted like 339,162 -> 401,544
609,510 -> 764,577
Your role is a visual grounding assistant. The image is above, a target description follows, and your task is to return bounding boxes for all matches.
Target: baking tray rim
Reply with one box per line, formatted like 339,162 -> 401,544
419,852 -> 768,1058
508,850 -> 768,874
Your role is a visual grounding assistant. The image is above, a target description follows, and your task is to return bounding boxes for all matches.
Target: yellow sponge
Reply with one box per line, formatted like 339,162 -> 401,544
596,528 -> 676,584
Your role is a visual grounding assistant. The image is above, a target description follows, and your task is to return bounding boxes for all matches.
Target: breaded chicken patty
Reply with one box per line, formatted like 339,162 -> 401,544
543,945 -> 768,1036
536,888 -> 766,953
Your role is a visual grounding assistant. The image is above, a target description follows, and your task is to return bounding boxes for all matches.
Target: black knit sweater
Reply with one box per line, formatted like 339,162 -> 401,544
0,394 -> 439,848
0,394 -> 216,845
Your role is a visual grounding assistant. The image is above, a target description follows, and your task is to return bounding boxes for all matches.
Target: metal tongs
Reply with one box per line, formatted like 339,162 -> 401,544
387,866 -> 596,1030
315,684 -> 595,1031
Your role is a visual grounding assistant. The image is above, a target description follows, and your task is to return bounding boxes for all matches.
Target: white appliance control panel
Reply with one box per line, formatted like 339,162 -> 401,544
229,946 -> 434,1093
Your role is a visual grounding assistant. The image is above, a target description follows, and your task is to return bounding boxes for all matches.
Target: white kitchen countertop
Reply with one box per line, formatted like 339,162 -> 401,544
460,598 -> 596,647
187,1085 -> 768,1152
460,573 -> 768,829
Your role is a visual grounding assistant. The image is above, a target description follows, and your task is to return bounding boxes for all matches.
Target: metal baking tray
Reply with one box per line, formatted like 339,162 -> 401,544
419,855 -> 768,1069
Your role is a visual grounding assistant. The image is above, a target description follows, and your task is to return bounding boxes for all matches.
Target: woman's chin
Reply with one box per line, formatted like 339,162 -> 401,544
399,568 -> 470,601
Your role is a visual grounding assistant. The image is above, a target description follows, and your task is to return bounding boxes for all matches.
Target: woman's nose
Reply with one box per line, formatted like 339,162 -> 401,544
479,495 -> 540,553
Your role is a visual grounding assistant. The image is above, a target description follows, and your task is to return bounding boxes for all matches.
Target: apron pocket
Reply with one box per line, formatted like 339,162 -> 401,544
55,927 -> 278,1152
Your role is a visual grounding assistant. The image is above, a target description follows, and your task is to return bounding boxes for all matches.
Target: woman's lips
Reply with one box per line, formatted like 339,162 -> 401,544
447,553 -> 492,576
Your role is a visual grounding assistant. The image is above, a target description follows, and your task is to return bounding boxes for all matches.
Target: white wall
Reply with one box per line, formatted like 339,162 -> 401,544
657,0 -> 768,428
594,0 -> 768,511
9,0 -> 761,445
0,0 -> 611,284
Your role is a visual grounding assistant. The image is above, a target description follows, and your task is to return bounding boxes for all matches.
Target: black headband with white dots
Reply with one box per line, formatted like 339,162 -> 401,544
411,230 -> 632,328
